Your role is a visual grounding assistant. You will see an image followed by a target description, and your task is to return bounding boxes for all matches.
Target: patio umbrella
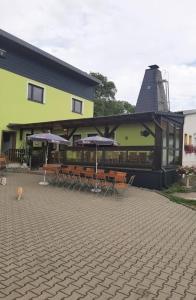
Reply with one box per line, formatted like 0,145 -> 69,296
28,133 -> 70,185
76,135 -> 118,192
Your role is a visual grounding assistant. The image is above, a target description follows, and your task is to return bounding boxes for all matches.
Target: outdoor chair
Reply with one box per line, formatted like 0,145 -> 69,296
42,164 -> 61,184
113,182 -> 129,197
58,166 -> 70,186
128,175 -> 135,186
71,167 -> 84,190
104,171 -> 127,197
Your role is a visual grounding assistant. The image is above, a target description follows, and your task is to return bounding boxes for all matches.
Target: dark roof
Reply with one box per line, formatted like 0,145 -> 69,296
135,65 -> 169,113
0,29 -> 100,85
8,111 -> 184,130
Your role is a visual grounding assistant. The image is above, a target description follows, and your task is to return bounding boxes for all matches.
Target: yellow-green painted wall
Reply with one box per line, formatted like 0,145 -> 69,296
0,68 -> 94,150
70,122 -> 155,146
116,123 -> 155,146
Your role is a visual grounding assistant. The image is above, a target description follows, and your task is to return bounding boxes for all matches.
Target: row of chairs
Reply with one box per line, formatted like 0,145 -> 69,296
43,164 -> 135,196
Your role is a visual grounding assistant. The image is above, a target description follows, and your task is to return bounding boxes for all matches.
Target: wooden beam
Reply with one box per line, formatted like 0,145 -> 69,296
108,124 -> 120,138
153,117 -> 162,170
94,126 -> 104,137
67,128 -> 78,140
141,123 -> 155,138
19,129 -> 23,140
104,126 -> 110,137
152,117 -> 162,130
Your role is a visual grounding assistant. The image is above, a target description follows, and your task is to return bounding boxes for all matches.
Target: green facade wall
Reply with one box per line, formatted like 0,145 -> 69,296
0,68 -> 94,150
70,122 -> 155,146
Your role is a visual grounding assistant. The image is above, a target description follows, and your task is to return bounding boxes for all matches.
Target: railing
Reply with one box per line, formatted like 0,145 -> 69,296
6,146 -> 157,169
50,146 -> 155,169
5,149 -> 27,163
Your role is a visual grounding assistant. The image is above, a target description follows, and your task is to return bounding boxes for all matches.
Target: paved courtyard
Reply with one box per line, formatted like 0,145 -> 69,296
0,173 -> 196,300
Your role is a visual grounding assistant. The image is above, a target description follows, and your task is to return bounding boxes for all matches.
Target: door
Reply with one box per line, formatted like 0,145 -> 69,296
1,131 -> 16,153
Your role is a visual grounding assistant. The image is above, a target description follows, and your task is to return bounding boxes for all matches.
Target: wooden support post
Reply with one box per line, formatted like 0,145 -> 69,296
94,127 -> 104,137
19,129 -> 23,141
67,128 -> 78,140
153,117 -> 162,170
108,124 -> 119,138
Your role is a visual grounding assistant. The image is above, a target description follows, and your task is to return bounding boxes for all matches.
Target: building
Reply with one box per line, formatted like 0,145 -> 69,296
180,110 -> 196,166
9,65 -> 184,189
0,29 -> 99,153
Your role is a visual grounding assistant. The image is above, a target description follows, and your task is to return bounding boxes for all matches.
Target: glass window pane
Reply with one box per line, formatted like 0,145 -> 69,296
174,150 -> 180,164
162,149 -> 167,166
33,86 -> 43,102
162,121 -> 167,147
168,149 -> 174,164
72,99 -> 82,113
175,128 -> 180,149
28,84 -> 44,103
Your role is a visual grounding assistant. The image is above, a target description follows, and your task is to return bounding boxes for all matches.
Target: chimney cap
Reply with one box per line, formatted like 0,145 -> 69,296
148,64 -> 159,69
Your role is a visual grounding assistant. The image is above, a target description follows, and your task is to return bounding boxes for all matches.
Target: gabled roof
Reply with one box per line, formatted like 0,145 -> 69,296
0,29 -> 100,85
177,109 -> 196,115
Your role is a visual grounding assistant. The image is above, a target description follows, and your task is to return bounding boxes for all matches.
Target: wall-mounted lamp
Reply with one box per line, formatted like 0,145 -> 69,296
141,129 -> 150,137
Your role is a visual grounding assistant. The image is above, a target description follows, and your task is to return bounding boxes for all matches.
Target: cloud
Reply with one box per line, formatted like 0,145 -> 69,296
1,0 -> 196,110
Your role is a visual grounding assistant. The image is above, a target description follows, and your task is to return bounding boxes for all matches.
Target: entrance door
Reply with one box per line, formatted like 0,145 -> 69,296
1,131 -> 16,153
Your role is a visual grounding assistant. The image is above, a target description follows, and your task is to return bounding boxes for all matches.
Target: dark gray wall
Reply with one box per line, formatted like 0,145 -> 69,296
0,38 -> 96,100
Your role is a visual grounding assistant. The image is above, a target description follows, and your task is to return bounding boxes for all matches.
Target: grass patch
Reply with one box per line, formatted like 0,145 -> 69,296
160,183 -> 196,210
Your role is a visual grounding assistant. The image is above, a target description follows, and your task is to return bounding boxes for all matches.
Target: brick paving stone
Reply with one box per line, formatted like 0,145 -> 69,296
183,292 -> 196,300
0,174 -> 195,300
1,291 -> 23,300
168,292 -> 183,300
75,284 -> 92,296
32,292 -> 54,300
94,292 -> 111,300
16,291 -> 38,300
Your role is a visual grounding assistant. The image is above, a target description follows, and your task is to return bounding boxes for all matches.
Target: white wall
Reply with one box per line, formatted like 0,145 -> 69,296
182,113 -> 196,166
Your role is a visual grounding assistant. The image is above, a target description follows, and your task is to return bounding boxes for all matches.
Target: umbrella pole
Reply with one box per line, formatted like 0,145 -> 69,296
95,144 -> 98,174
40,142 -> 49,185
43,143 -> 48,183
92,144 -> 101,193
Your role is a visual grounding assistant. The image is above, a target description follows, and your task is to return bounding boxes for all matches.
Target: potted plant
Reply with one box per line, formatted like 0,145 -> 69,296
177,166 -> 196,188
184,145 -> 194,154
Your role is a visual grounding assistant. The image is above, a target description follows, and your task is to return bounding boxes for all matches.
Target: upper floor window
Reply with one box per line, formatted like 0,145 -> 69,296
72,98 -> 82,114
28,83 -> 44,104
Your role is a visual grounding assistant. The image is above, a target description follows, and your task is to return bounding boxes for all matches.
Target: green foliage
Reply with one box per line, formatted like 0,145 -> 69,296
93,99 -> 134,117
90,72 -> 117,100
160,183 -> 196,209
90,72 -> 135,117
163,183 -> 188,194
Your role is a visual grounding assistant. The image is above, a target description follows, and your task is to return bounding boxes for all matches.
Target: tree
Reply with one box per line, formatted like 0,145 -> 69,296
90,72 -> 117,100
90,72 -> 135,116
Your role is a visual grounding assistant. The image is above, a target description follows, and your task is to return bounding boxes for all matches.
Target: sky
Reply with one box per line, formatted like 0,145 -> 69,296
1,0 -> 196,111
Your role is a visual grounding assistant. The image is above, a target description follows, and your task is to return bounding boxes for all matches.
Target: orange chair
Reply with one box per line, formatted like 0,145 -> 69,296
42,164 -> 61,184
113,182 -> 129,197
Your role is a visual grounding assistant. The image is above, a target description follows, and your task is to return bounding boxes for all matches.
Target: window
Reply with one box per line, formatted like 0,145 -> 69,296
184,134 -> 188,145
28,83 -> 44,103
72,98 -> 82,114
162,121 -> 182,166
189,135 -> 192,145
